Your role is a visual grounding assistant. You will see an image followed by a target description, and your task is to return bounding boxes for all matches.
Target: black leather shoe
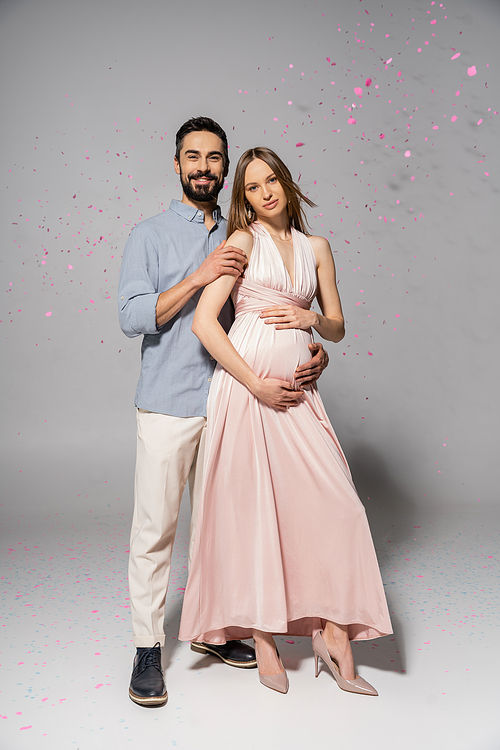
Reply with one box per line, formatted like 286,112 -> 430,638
191,640 -> 257,668
129,642 -> 168,707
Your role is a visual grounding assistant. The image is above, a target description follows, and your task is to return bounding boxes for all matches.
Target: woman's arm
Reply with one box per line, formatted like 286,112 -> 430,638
310,235 -> 345,342
259,236 -> 345,343
192,231 -> 304,411
155,241 -> 247,328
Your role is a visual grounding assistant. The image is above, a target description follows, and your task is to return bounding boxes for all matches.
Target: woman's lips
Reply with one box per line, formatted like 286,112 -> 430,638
263,199 -> 278,209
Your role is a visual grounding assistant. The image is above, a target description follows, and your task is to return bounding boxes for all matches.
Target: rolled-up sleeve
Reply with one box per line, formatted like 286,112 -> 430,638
118,226 -> 161,337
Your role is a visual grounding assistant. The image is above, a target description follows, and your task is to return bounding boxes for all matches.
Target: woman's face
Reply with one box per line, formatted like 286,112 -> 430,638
244,158 -> 287,221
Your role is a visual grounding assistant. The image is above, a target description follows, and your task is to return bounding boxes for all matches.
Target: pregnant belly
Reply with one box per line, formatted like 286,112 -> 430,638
229,313 -> 313,386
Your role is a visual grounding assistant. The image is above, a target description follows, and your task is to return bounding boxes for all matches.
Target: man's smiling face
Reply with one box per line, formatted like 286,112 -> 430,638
174,131 -> 227,204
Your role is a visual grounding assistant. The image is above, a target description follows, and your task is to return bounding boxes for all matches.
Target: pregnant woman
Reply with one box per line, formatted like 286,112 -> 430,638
179,147 -> 392,695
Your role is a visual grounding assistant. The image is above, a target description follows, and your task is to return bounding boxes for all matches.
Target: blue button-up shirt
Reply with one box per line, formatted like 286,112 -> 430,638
118,199 -> 233,417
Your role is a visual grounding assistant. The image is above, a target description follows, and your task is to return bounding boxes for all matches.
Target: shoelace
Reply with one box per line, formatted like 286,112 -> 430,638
134,644 -> 162,675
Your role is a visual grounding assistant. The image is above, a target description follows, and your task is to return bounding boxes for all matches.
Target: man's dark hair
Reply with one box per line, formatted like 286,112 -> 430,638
175,116 -> 229,170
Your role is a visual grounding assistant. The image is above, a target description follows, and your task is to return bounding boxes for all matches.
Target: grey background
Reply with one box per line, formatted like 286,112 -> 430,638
1,0 -> 499,526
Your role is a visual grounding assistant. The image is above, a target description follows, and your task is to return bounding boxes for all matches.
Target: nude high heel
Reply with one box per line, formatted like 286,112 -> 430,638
312,631 -> 378,696
256,645 -> 289,694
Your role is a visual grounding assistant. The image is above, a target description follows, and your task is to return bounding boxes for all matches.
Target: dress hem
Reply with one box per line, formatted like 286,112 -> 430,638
179,614 -> 393,645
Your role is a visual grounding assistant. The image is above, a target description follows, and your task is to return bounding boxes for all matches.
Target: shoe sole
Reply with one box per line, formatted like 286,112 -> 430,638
129,688 -> 168,707
190,642 -> 257,668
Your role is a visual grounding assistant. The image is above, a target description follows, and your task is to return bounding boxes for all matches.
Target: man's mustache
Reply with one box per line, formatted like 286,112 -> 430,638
189,171 -> 219,182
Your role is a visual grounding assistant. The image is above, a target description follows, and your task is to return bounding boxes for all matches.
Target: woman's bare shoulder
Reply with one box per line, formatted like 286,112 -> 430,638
307,234 -> 331,251
307,234 -> 333,265
226,229 -> 254,253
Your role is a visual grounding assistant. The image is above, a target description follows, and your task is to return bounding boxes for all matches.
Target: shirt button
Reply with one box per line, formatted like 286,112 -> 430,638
210,356 -> 214,361
208,377 -> 212,382
120,296 -> 124,300
198,211 -> 203,217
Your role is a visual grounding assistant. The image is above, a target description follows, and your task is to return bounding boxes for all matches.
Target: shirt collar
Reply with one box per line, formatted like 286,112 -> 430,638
169,199 -> 222,225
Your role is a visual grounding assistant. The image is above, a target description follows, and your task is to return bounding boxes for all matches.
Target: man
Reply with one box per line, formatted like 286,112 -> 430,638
118,117 -> 328,707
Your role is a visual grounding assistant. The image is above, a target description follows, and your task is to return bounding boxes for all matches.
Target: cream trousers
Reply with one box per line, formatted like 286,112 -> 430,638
128,408 -> 206,647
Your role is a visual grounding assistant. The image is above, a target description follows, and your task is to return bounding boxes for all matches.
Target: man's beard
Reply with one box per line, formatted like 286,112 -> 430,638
180,168 -> 224,203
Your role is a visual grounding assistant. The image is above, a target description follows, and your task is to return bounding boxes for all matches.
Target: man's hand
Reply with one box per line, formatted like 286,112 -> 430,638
196,241 -> 247,287
252,378 -> 304,411
294,342 -> 329,388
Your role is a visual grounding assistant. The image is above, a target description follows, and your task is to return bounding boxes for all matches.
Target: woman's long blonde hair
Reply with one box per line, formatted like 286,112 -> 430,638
226,147 -> 316,238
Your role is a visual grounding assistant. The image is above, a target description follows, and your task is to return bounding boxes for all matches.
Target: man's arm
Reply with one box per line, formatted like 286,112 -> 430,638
118,226 -> 246,338
155,242 -> 246,328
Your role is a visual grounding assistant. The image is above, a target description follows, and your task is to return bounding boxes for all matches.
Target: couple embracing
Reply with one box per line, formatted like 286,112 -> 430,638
118,116 -> 392,707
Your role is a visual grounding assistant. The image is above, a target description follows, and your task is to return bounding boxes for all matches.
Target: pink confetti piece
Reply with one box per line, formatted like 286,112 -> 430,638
451,52 -> 460,60
365,77 -> 372,87
347,117 -> 357,125
95,683 -> 103,689
295,142 -> 305,147
451,115 -> 457,122
467,66 -> 477,76
379,133 -> 385,140
354,87 -> 363,98
477,119 -> 483,125
287,100 -> 293,105
45,311 -> 52,317
67,264 -> 73,269
404,150 -> 411,157
20,727 -> 32,731
368,351 -> 373,356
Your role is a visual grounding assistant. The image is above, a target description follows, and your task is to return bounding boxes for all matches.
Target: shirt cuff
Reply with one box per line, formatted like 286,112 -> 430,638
132,292 -> 161,335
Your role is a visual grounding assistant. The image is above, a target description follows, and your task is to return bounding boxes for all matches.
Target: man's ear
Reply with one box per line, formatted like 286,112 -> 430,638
174,156 -> 180,175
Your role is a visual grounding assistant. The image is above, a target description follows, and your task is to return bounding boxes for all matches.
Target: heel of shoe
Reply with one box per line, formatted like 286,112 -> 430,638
190,642 -> 207,655
314,651 -> 319,678
312,630 -> 378,696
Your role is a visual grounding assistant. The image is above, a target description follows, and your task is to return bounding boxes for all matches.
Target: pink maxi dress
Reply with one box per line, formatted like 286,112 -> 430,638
179,222 -> 392,644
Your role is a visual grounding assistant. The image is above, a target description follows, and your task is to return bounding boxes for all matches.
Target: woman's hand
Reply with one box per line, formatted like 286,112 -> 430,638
252,377 -> 304,410
259,306 -> 318,330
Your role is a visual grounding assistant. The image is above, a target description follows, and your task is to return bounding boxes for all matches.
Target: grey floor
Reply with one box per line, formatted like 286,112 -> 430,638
2,498 -> 499,750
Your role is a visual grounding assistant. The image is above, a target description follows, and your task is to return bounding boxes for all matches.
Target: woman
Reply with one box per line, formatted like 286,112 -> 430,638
179,147 -> 392,695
